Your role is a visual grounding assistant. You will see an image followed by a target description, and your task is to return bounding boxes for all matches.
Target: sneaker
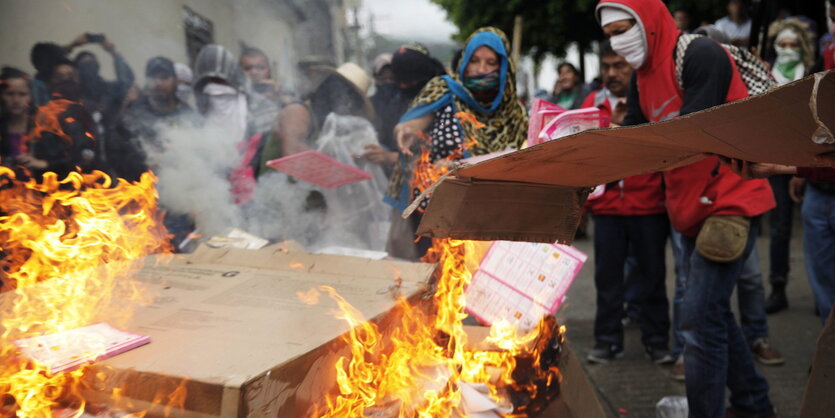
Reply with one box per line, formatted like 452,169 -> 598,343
765,288 -> 788,314
645,345 -> 675,365
586,343 -> 624,364
670,356 -> 685,381
752,338 -> 785,366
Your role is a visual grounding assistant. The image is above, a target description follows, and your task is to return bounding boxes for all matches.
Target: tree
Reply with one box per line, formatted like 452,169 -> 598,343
430,0 -> 601,64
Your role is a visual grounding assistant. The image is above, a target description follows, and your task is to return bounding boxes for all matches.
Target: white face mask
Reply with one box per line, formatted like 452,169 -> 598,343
610,25 -> 646,69
774,46 -> 801,64
203,82 -> 248,141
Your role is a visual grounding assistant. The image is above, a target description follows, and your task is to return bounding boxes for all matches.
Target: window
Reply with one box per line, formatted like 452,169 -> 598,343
183,6 -> 214,65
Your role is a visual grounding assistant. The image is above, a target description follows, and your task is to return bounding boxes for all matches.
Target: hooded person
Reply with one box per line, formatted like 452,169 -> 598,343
192,44 -> 280,205
369,44 -> 447,260
387,27 -> 527,200
595,1 -> 776,417
767,18 -> 814,85
369,43 -> 447,175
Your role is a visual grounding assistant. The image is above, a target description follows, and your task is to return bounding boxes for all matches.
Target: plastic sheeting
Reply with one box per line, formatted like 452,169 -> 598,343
244,113 -> 391,252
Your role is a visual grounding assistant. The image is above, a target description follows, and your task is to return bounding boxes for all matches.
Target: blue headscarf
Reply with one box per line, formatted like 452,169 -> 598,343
400,28 -> 511,122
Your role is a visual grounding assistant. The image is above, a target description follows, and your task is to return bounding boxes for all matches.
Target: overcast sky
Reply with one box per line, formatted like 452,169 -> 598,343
360,0 -> 457,43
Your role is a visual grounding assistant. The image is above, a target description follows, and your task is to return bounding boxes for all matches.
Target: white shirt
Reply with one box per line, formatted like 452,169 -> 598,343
715,16 -> 752,42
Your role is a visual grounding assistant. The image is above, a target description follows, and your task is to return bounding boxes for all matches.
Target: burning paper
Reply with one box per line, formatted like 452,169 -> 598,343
465,241 -> 587,330
13,323 -> 150,374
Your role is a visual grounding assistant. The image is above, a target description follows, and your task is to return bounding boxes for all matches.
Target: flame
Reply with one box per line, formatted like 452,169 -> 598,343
314,112 -> 564,416
0,166 -> 171,415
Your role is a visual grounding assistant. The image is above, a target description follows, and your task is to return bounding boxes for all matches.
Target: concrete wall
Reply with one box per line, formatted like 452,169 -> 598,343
0,0 -> 340,88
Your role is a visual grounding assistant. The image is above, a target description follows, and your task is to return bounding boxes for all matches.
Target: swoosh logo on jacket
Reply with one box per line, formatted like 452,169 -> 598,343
651,95 -> 678,120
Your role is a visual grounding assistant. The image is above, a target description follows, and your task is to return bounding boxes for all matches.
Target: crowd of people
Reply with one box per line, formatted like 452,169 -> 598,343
1,0 -> 834,416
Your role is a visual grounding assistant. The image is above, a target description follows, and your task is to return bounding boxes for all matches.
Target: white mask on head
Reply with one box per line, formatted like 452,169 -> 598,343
610,25 -> 646,69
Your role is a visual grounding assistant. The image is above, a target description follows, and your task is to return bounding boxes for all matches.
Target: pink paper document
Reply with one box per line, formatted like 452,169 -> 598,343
266,150 -> 373,189
13,323 -> 150,374
465,241 -> 587,330
538,107 -> 609,144
527,98 -> 567,146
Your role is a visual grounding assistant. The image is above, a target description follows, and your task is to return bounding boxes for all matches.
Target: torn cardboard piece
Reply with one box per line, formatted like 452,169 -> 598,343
418,71 -> 835,243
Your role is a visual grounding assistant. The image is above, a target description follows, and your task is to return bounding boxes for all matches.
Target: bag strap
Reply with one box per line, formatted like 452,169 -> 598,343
674,33 -> 704,92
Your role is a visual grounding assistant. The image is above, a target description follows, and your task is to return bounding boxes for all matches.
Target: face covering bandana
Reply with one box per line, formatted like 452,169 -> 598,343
204,82 -> 248,141
773,46 -> 803,83
610,25 -> 646,69
463,70 -> 500,91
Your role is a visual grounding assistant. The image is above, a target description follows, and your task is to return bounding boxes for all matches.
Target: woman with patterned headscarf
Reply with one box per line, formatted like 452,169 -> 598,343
383,27 -> 527,259
393,27 -> 527,160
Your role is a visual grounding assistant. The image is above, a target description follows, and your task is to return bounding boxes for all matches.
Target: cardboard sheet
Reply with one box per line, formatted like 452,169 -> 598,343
419,71 -> 835,243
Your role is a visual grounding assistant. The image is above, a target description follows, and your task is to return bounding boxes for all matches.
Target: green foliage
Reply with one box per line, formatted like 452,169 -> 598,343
430,0 -> 601,62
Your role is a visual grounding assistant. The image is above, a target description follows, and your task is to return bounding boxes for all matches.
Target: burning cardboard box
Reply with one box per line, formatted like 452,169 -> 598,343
14,242 -> 603,417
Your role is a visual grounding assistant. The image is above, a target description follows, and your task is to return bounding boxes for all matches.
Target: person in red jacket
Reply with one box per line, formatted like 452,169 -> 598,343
583,40 -> 673,366
596,1 -> 777,417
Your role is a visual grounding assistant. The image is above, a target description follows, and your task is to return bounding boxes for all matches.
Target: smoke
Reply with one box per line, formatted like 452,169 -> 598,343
146,122 -> 243,237
143,113 -> 391,252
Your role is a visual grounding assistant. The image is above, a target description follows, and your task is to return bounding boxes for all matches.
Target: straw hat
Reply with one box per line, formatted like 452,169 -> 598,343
318,63 -> 375,121
334,63 -> 372,96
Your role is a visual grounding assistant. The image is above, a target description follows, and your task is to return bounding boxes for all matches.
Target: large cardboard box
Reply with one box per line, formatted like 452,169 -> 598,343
419,71 -> 835,243
84,243 -> 435,417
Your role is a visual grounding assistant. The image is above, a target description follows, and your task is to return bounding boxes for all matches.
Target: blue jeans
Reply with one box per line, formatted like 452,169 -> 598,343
593,214 -> 670,348
802,186 -> 835,323
672,233 -> 769,357
671,229 -> 686,358
737,246 -> 769,344
679,220 -> 774,418
768,174 -> 794,283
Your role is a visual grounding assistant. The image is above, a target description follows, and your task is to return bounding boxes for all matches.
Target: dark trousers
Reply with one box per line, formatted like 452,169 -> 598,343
768,174 -> 794,285
593,214 -> 670,347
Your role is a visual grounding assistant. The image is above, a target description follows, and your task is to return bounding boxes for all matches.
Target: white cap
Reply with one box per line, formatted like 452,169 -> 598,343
600,7 -> 634,27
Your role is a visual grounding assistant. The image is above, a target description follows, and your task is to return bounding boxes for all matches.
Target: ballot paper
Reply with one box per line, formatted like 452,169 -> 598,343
538,107 -> 610,144
13,323 -> 150,374
527,98 -> 567,145
465,241 -> 587,330
266,150 -> 373,189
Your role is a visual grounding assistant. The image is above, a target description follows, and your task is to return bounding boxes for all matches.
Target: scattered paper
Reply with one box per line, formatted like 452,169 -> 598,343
13,323 -> 150,374
267,150 -> 373,189
313,246 -> 388,260
461,382 -> 513,418
206,228 -> 269,249
465,241 -> 587,330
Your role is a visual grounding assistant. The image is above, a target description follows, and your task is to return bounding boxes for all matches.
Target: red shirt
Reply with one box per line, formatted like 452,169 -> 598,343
581,90 -> 666,216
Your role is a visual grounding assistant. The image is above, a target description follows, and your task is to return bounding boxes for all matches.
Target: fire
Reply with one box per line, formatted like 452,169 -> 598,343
0,167 -> 171,415
312,113 -> 564,416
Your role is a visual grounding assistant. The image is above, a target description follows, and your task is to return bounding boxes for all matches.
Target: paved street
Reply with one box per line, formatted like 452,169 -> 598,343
559,215 -> 819,418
